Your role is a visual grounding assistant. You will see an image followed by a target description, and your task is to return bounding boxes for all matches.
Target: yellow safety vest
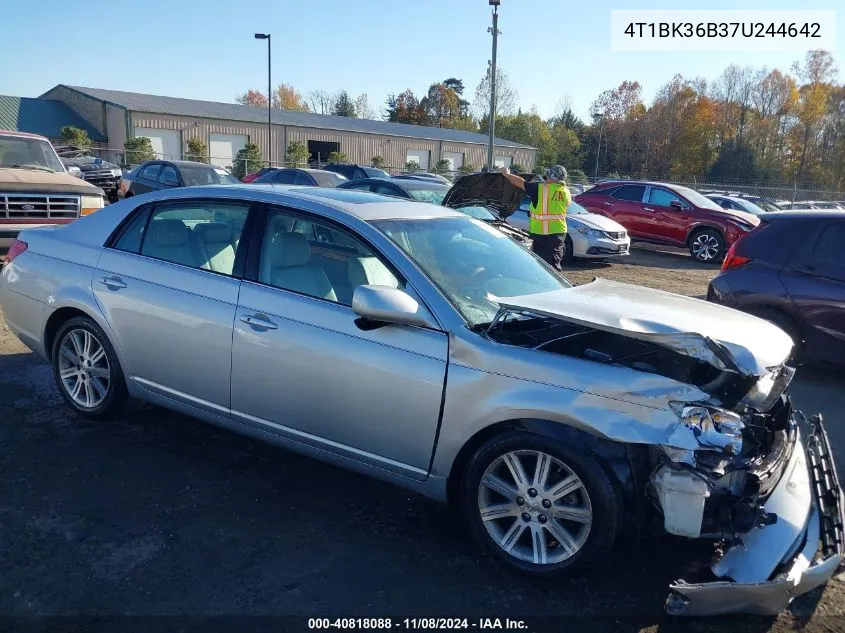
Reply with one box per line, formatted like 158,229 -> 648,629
529,183 -> 569,235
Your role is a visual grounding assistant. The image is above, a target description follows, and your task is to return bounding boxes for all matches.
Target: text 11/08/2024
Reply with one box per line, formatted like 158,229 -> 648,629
610,10 -> 836,52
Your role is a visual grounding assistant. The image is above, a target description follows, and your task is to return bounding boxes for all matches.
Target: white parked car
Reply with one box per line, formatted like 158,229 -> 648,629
507,198 -> 630,262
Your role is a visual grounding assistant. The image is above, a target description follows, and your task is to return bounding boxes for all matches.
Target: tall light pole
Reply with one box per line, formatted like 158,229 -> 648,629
486,0 -> 500,171
254,33 -> 271,166
593,112 -> 605,179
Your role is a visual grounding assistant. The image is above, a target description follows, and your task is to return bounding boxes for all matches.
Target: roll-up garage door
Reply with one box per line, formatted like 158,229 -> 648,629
209,134 -> 248,169
405,149 -> 431,171
133,128 -> 182,160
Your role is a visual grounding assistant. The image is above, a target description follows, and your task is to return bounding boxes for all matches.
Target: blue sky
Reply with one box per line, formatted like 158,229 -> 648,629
2,0 -> 842,122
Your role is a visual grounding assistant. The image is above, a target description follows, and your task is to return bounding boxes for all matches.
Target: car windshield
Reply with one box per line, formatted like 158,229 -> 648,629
180,166 -> 239,185
0,135 -> 64,172
731,198 -> 765,215
372,216 -> 570,327
454,205 -> 498,221
408,188 -> 447,204
311,171 -> 346,187
363,167 -> 389,179
674,185 -> 723,211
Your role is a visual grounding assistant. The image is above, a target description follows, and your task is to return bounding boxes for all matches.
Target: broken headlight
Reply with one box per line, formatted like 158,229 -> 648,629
669,403 -> 744,455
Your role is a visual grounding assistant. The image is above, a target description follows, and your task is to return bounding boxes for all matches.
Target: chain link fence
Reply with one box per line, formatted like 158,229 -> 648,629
69,145 -> 844,204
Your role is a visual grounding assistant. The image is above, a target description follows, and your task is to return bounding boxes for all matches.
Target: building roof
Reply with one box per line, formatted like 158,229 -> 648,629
0,95 -> 106,141
55,85 -> 533,150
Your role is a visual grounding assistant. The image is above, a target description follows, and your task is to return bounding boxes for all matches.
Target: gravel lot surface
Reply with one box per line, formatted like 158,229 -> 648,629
1,246 -> 843,633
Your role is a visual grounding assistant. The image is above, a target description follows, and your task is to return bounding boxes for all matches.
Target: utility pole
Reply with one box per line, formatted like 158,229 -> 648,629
486,0 -> 501,171
594,112 -> 605,179
254,33 -> 272,166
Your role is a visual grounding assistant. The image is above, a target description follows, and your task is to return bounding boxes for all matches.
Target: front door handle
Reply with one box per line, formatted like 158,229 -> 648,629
603,201 -> 613,206
643,207 -> 655,212
240,313 -> 278,330
100,275 -> 127,290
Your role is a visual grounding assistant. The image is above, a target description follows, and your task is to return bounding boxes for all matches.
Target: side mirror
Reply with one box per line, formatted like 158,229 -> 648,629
670,200 -> 687,210
352,285 -> 437,329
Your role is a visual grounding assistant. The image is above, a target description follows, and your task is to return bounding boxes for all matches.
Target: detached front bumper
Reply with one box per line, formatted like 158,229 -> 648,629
666,414 -> 844,616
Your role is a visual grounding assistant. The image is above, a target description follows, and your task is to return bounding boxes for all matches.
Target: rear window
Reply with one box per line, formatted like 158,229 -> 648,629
179,166 -> 238,186
611,185 -> 645,202
310,171 -> 346,187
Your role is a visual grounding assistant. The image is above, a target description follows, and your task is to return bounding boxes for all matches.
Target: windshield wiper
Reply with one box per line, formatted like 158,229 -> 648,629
9,164 -> 55,173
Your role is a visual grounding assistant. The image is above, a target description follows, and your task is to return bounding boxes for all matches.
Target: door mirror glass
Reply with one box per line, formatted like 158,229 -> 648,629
352,285 -> 435,329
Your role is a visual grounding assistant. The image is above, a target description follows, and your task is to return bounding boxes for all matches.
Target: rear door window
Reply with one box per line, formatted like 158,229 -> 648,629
610,185 -> 645,202
292,171 -> 314,186
273,170 -> 295,184
139,164 -> 162,181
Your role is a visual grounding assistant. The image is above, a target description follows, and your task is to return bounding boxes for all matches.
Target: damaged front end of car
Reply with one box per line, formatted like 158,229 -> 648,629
486,280 -> 844,615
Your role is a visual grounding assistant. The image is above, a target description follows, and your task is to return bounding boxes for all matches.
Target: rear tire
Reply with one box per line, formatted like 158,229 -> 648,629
460,431 -> 619,577
51,316 -> 127,419
688,228 -> 725,264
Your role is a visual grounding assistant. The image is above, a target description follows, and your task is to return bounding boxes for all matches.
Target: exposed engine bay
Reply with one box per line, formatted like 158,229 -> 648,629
484,304 -> 844,615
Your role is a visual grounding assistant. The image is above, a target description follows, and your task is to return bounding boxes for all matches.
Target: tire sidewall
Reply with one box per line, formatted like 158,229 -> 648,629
51,316 -> 126,418
460,431 -> 619,575
689,228 -> 725,264
562,234 -> 575,264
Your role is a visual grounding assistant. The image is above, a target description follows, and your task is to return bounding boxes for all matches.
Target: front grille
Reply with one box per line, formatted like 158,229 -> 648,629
605,231 -> 626,240
83,170 -> 119,188
0,194 -> 81,220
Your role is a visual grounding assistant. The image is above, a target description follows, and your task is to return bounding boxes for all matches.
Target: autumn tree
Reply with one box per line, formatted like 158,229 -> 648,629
236,89 -> 269,108
274,83 -> 309,111
790,50 -> 838,182
386,89 -> 424,124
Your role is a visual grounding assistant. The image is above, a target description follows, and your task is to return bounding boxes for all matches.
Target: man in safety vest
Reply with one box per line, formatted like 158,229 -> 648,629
524,165 -> 570,271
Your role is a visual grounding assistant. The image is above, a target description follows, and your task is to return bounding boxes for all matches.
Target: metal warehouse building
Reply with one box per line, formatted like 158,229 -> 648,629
36,85 -> 536,172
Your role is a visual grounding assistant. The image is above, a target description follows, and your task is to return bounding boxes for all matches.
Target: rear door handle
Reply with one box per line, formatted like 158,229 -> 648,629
240,313 -> 278,330
603,201 -> 613,206
100,275 -> 127,290
643,207 -> 655,212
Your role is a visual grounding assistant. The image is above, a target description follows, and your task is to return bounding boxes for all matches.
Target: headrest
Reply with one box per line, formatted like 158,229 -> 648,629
270,214 -> 295,234
147,219 -> 192,247
194,222 -> 233,243
271,233 -> 311,267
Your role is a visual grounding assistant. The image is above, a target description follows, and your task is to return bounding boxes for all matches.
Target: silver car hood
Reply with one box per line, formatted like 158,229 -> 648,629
496,278 -> 793,377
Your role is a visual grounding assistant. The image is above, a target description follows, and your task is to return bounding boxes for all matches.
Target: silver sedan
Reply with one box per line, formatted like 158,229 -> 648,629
1,185 -> 841,616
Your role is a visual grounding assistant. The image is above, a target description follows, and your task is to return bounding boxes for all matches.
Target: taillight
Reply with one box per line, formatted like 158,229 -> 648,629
4,239 -> 28,264
721,239 -> 751,271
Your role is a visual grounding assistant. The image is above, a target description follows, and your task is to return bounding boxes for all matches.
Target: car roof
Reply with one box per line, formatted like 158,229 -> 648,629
169,160 -> 223,168
0,129 -> 50,140
135,184 -> 463,221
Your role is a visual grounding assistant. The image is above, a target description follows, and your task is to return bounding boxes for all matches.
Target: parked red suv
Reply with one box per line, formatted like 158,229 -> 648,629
574,181 -> 759,263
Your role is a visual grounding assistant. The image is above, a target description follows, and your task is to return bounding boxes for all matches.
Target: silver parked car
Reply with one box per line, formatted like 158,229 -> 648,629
507,197 -> 630,261
1,185 -> 842,616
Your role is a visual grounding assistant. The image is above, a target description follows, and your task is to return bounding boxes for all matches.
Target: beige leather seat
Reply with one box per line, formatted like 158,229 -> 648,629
194,222 -> 237,274
142,219 -> 204,268
264,233 -> 337,301
348,256 -> 400,290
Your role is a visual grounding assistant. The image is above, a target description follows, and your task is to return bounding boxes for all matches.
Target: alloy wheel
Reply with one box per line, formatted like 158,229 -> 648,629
57,328 -> 111,409
477,450 -> 592,565
691,233 -> 721,262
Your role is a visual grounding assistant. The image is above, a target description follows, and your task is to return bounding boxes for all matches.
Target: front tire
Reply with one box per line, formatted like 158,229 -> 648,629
688,228 -> 725,264
51,316 -> 127,419
460,431 -> 619,576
